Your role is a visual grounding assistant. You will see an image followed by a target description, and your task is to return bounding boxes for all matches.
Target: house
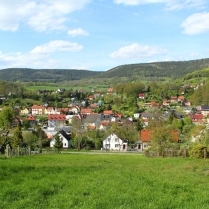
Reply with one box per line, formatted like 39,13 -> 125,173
134,113 -> 140,119
103,110 -> 113,115
48,114 -> 66,128
50,129 -> 71,149
31,105 -> 45,115
45,107 -> 58,115
178,96 -> 185,103
99,121 -> 111,130
197,105 -> 209,117
20,107 -> 31,115
102,133 -> 128,151
138,129 -> 179,151
26,115 -> 37,127
163,100 -> 170,107
138,93 -> 145,99
138,129 -> 152,151
170,96 -> 178,103
189,113 -> 205,125
80,108 -> 93,115
81,113 -> 99,130
150,102 -> 160,108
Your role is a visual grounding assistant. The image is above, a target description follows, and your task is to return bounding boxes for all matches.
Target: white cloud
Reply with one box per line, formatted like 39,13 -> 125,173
0,40 -> 83,69
109,43 -> 168,59
181,12 -> 209,35
0,0 -> 91,31
113,0 -> 206,10
30,40 -> 83,54
0,50 -> 58,69
68,28 -> 89,37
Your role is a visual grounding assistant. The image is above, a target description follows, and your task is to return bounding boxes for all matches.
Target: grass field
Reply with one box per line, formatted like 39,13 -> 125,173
1,153 -> 209,209
25,85 -> 108,92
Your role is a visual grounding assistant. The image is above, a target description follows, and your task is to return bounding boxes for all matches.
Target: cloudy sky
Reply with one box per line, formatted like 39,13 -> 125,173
0,0 -> 209,71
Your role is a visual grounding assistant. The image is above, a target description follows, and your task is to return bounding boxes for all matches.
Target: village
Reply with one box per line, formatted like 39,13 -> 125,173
1,82 -> 209,157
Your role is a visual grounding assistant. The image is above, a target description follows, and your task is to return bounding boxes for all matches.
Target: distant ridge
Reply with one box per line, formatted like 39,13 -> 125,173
0,68 -> 102,82
1,58 -> 209,82
100,58 -> 209,79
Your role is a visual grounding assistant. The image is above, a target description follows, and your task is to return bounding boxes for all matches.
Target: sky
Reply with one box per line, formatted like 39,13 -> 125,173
0,0 -> 209,71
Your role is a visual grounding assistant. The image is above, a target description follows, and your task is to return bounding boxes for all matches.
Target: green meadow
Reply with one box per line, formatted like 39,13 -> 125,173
25,85 -> 108,92
1,153 -> 209,209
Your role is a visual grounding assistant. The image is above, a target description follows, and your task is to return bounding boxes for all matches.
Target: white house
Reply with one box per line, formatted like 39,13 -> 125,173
102,133 -> 128,151
50,130 -> 71,149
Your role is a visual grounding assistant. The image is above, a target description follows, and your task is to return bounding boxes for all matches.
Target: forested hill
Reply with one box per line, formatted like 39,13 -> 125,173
0,68 -> 102,82
99,58 -> 209,79
1,58 -> 209,82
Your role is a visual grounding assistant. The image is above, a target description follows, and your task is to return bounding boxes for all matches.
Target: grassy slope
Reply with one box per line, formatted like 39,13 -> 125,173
1,154 -> 209,209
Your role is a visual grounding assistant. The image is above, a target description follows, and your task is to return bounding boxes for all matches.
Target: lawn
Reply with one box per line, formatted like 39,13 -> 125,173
1,153 -> 209,209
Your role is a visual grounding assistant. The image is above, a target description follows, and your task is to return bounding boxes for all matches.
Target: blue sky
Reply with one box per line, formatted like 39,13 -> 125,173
0,0 -> 209,71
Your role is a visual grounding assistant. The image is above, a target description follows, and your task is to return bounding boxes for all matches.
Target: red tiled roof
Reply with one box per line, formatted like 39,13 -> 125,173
27,115 -> 36,121
32,105 -> 44,109
88,125 -> 96,130
140,129 -> 179,142
48,114 -> 66,120
81,108 -> 92,114
189,114 -> 203,120
103,110 -> 113,115
140,130 -> 152,142
178,96 -> 185,101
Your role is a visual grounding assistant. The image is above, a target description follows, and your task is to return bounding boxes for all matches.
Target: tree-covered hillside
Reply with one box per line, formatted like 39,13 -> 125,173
100,58 -> 209,79
0,68 -> 101,82
1,58 -> 209,83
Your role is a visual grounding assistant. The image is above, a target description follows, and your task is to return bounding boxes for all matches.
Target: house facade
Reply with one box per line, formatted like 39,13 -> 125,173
48,114 -> 66,128
50,130 -> 71,149
102,133 -> 128,151
31,105 -> 45,115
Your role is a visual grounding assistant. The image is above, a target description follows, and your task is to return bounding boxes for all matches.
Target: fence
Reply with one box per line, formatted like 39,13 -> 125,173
4,145 -> 32,157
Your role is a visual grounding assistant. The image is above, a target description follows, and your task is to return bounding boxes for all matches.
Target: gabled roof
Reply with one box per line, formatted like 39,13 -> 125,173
189,113 -> 203,120
48,114 -> 66,120
103,110 -> 113,115
82,113 -> 99,123
80,108 -> 92,114
32,105 -> 44,109
140,129 -> 179,142
140,130 -> 152,142
27,115 -> 36,121
59,130 -> 71,141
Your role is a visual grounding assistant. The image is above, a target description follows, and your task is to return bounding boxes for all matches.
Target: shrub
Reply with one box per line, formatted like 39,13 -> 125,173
189,144 -> 208,158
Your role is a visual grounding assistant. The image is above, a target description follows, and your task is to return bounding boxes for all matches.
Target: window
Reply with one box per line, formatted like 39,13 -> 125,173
115,144 -> 119,148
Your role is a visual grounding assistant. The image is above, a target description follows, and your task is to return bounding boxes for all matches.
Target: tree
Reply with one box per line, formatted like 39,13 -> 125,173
11,126 -> 23,148
54,134 -> 63,153
22,131 -> 39,150
0,107 -> 14,129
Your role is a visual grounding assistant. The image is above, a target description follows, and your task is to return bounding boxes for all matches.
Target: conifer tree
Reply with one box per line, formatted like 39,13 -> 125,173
54,134 -> 63,153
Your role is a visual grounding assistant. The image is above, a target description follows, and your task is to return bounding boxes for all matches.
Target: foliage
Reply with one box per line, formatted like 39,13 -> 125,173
0,107 -> 14,129
0,68 -> 100,83
22,131 -> 39,149
11,126 -> 23,148
189,144 -> 208,158
53,134 -> 63,153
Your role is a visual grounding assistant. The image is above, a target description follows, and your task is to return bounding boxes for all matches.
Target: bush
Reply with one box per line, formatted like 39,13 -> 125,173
189,144 -> 208,158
